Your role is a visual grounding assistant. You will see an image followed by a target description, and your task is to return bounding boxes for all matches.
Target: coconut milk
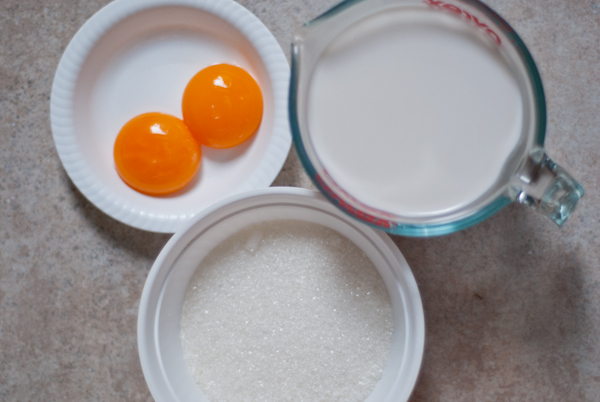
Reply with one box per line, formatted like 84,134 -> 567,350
307,7 -> 524,218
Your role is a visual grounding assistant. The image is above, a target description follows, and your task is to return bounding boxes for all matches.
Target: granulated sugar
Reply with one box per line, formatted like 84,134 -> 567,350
181,220 -> 393,402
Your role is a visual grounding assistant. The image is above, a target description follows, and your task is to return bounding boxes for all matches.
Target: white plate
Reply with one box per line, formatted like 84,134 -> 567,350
138,187 -> 425,402
51,0 -> 291,233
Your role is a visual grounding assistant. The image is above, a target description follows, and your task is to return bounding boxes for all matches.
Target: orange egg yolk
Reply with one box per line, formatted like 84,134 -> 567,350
114,113 -> 201,196
182,64 -> 263,149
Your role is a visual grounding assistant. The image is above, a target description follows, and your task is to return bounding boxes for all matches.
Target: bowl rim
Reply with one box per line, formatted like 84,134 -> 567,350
137,186 -> 425,402
50,0 -> 292,233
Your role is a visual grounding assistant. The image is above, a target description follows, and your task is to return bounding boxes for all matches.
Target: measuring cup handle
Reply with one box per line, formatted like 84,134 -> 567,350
515,152 -> 584,226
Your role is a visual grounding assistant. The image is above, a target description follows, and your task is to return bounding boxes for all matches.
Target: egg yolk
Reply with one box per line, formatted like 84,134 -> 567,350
182,64 -> 263,149
114,113 -> 201,195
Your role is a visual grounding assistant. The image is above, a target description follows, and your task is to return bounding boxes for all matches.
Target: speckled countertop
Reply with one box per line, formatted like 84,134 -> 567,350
1,0 -> 599,400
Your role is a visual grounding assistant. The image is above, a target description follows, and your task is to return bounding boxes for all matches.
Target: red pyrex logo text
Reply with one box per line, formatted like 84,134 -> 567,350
424,0 -> 502,45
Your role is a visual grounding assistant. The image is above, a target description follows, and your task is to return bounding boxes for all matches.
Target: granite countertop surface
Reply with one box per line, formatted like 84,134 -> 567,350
1,0 -> 599,400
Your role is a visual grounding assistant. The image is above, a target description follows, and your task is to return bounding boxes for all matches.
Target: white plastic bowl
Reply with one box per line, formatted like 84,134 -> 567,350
51,0 -> 291,233
138,187 -> 424,402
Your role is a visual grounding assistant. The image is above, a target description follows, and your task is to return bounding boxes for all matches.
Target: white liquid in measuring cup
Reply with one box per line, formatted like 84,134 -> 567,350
308,6 -> 525,218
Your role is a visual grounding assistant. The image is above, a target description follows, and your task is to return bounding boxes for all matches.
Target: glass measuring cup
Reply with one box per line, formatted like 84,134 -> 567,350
290,0 -> 584,237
